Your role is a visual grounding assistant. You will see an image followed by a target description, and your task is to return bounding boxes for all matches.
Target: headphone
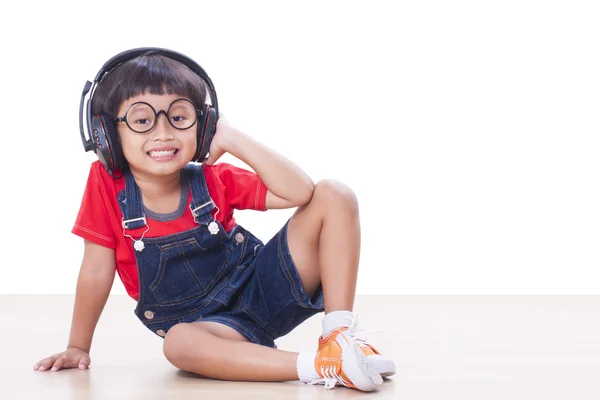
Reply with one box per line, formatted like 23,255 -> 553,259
79,47 -> 218,177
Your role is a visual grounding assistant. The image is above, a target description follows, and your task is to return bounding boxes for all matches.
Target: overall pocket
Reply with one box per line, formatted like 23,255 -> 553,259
149,236 -> 232,306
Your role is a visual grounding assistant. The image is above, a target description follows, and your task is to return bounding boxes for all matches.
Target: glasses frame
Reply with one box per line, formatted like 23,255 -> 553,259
114,98 -> 202,134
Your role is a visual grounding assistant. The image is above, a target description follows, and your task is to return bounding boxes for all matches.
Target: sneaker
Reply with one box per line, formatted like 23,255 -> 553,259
360,343 -> 396,377
308,328 -> 383,391
348,314 -> 397,377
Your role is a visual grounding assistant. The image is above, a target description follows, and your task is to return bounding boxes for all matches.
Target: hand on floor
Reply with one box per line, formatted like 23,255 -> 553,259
33,346 -> 91,372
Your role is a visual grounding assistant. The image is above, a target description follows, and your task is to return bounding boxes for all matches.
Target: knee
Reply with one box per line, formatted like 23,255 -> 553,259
163,324 -> 188,367
162,323 -> 205,369
313,179 -> 359,213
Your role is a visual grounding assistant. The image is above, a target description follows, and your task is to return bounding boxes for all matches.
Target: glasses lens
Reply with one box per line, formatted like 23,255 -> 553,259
126,103 -> 156,133
168,99 -> 198,130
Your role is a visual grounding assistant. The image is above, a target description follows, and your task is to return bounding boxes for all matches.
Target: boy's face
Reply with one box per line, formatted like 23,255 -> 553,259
116,93 -> 198,178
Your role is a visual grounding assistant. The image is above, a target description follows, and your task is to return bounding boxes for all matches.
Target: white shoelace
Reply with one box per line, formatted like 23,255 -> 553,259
348,313 -> 369,347
309,365 -> 350,389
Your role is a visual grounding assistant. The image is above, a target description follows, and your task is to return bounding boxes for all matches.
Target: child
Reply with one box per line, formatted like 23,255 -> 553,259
33,48 -> 395,392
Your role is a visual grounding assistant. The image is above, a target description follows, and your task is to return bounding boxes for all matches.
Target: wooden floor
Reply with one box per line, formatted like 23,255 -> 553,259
2,295 -> 599,399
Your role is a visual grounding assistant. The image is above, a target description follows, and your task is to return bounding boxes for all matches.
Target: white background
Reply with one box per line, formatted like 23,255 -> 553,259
0,0 -> 598,295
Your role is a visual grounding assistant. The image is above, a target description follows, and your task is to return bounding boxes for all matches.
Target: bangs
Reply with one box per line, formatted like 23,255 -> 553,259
92,53 -> 208,117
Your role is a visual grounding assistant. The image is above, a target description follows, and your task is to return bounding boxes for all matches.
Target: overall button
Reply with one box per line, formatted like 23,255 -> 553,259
156,329 -> 167,337
144,310 -> 155,320
235,232 -> 244,243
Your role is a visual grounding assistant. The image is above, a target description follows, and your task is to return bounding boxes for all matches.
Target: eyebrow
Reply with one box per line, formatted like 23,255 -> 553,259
124,98 -> 194,113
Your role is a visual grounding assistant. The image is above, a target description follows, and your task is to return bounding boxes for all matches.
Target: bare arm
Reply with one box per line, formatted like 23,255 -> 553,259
204,116 -> 315,209
34,240 -> 115,372
68,239 -> 116,352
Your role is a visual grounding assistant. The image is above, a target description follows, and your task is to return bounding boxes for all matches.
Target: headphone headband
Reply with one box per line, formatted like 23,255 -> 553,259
93,47 -> 218,111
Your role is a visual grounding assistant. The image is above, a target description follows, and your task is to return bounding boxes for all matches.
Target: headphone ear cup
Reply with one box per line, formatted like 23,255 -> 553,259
194,104 -> 218,162
91,113 -> 125,175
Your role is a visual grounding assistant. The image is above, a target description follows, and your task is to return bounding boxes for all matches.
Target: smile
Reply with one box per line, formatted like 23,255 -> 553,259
147,149 -> 178,158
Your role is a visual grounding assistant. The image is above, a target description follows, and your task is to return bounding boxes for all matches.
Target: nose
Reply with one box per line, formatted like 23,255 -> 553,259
151,111 -> 174,141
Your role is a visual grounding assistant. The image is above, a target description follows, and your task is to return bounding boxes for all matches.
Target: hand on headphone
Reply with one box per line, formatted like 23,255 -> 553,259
203,112 -> 230,166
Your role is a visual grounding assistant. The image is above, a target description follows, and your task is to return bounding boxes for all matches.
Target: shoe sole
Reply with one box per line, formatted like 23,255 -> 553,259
336,332 -> 384,391
366,354 -> 396,377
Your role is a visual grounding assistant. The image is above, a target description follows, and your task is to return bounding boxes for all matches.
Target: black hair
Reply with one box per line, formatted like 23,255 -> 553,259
91,51 -> 208,118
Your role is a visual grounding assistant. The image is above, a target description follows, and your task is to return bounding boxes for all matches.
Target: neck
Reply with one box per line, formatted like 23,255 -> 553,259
130,169 -> 182,211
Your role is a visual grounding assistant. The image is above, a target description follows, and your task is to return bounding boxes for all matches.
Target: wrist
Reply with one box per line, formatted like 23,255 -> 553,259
221,127 -> 247,157
67,344 -> 90,353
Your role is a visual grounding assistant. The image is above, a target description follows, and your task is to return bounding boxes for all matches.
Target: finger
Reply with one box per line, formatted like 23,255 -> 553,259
205,148 -> 225,165
33,358 -> 47,370
51,357 -> 65,371
78,354 -> 91,370
203,154 -> 216,166
203,152 -> 217,166
38,357 -> 57,372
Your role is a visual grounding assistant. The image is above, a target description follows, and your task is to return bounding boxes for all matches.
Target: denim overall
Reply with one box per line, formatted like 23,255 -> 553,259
118,164 -> 324,348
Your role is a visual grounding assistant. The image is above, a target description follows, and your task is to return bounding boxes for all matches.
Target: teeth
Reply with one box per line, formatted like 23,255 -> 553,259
149,150 -> 176,158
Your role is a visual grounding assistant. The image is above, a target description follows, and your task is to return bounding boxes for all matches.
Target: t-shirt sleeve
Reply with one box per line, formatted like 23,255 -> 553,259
214,163 -> 268,211
71,163 -> 117,249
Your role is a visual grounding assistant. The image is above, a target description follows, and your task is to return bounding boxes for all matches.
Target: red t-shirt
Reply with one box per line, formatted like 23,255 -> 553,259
72,161 -> 268,300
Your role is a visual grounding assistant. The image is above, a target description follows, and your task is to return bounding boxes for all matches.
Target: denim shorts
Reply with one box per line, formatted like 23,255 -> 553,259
201,219 -> 325,348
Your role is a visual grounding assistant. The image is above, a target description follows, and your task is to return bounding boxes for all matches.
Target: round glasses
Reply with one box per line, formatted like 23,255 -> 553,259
114,98 -> 201,134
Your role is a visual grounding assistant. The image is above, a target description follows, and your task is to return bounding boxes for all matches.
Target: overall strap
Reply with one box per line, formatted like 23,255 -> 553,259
184,163 -> 216,225
117,170 -> 147,230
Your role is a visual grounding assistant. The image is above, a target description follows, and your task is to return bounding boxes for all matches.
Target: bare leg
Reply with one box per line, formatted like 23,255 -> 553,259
163,321 -> 299,381
286,179 -> 360,312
